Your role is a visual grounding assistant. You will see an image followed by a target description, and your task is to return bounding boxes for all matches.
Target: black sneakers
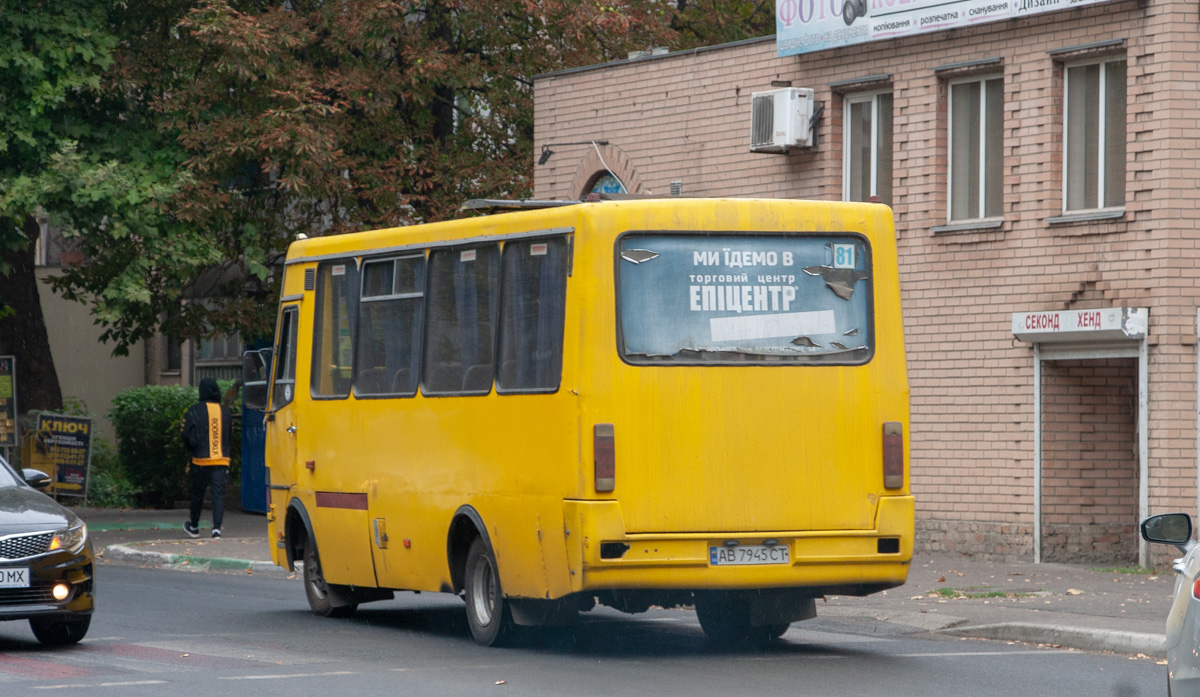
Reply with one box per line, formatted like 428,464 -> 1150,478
211,528 -> 221,539
184,521 -> 200,538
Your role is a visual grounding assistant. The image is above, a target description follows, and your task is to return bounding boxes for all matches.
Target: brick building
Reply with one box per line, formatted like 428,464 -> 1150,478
532,0 -> 1200,564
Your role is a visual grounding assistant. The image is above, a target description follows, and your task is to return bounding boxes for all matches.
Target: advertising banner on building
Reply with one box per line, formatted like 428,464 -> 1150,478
35,413 -> 93,498
0,357 -> 15,448
777,0 -> 1115,56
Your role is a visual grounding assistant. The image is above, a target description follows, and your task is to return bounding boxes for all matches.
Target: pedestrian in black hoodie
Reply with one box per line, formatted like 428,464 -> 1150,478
181,378 -> 232,538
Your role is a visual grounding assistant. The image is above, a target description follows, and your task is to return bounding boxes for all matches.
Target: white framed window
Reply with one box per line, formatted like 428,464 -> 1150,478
1064,58 -> 1126,212
948,75 -> 1003,222
843,92 -> 893,205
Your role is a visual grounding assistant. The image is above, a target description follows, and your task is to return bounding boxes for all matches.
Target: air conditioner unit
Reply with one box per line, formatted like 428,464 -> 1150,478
749,88 -> 815,153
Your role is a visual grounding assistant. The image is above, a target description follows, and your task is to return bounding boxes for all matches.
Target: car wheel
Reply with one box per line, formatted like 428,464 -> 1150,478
463,537 -> 516,646
303,542 -> 357,618
29,615 -> 91,646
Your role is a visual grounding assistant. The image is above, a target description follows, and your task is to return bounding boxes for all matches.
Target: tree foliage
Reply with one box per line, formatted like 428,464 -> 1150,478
7,0 -> 775,362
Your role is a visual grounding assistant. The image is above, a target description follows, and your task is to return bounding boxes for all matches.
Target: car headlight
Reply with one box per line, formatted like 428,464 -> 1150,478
49,523 -> 88,554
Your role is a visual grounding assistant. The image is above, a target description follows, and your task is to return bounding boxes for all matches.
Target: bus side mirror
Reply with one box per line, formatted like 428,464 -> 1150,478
242,348 -> 273,411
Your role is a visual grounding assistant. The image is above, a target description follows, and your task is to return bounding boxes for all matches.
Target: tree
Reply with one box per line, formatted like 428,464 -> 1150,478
670,1 -> 775,46
51,0 -> 687,349
0,1 -> 121,412
2,0 -> 776,413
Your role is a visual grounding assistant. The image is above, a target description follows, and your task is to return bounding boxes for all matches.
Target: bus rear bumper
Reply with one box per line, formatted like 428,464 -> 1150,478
562,496 -> 913,596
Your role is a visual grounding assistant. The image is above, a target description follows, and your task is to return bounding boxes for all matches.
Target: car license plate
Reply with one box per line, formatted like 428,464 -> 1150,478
709,545 -> 790,566
0,568 -> 29,588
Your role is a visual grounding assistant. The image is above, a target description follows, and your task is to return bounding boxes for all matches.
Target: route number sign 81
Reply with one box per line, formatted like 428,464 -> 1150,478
833,243 -> 856,269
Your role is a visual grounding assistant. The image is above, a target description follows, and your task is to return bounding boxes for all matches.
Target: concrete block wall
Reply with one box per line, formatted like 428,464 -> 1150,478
534,0 -> 1200,561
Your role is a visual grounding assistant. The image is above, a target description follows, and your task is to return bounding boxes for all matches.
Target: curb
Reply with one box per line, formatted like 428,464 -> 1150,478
103,544 -> 297,579
87,521 -> 181,533
819,606 -> 968,632
941,622 -> 1167,658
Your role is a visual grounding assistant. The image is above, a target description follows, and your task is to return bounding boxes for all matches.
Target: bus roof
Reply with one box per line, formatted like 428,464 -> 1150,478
283,198 -> 893,266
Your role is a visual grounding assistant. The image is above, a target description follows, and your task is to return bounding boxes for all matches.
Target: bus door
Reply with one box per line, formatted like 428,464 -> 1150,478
305,260 -> 378,588
263,303 -> 300,564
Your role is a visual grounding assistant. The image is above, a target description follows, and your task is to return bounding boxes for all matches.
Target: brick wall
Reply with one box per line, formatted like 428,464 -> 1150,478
534,0 -> 1200,561
1041,359 -> 1138,563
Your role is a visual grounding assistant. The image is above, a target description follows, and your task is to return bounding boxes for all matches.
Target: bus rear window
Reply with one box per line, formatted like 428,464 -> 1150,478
617,234 -> 874,364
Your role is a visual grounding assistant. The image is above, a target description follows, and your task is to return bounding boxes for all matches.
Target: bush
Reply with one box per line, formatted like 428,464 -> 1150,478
109,385 -> 196,508
85,438 -> 139,508
109,381 -> 243,509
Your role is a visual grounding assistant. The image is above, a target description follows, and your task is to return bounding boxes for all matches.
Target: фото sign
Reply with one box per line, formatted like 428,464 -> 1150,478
777,0 -> 1116,56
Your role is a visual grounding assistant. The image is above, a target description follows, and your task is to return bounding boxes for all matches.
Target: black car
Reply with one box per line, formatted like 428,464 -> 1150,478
0,455 -> 94,645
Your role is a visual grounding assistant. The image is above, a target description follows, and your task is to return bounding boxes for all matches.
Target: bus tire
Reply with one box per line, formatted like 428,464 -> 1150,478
303,542 -> 357,619
696,596 -> 786,645
464,537 -> 516,646
695,596 -> 750,643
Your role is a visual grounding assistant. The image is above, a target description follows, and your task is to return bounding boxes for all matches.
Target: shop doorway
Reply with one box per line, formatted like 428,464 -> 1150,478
1012,308 -> 1148,564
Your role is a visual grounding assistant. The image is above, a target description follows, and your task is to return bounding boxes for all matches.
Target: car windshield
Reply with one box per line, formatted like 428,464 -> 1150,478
617,233 -> 874,364
0,455 -> 22,488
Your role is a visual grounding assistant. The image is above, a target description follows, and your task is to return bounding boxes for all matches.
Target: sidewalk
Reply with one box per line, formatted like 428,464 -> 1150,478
821,552 -> 1173,658
80,506 -> 286,578
77,506 -> 1175,657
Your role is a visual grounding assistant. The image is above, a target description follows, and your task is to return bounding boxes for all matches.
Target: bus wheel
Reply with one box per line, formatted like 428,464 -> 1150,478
696,597 -> 786,645
303,543 -> 357,619
464,537 -> 516,646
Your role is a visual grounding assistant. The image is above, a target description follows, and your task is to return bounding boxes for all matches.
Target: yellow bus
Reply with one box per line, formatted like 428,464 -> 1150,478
243,197 -> 912,646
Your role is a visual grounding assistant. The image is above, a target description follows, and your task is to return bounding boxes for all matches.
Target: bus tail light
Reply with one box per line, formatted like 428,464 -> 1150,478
883,422 -> 904,489
594,423 -> 615,492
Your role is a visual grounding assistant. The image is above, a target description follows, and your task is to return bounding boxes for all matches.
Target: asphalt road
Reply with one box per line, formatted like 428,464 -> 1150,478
0,566 -> 1165,696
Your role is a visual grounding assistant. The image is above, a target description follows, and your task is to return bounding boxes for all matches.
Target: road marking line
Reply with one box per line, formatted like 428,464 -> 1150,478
219,671 -> 356,680
33,680 -> 168,689
894,650 -> 1084,657
393,665 -> 506,672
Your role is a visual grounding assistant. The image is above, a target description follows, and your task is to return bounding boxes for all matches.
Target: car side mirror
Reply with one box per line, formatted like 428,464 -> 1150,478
1141,513 -> 1194,553
22,469 -> 52,490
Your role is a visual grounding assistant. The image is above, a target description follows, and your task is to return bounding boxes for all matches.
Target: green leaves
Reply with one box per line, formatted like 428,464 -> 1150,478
3,0 -> 774,360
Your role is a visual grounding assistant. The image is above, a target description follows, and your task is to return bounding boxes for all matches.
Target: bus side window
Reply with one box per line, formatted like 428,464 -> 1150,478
355,255 -> 425,397
497,237 -> 568,393
311,260 -> 360,399
272,307 -> 298,410
422,245 -> 500,396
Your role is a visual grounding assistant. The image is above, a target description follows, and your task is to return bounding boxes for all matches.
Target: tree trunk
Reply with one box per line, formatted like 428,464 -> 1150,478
0,216 -> 63,417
